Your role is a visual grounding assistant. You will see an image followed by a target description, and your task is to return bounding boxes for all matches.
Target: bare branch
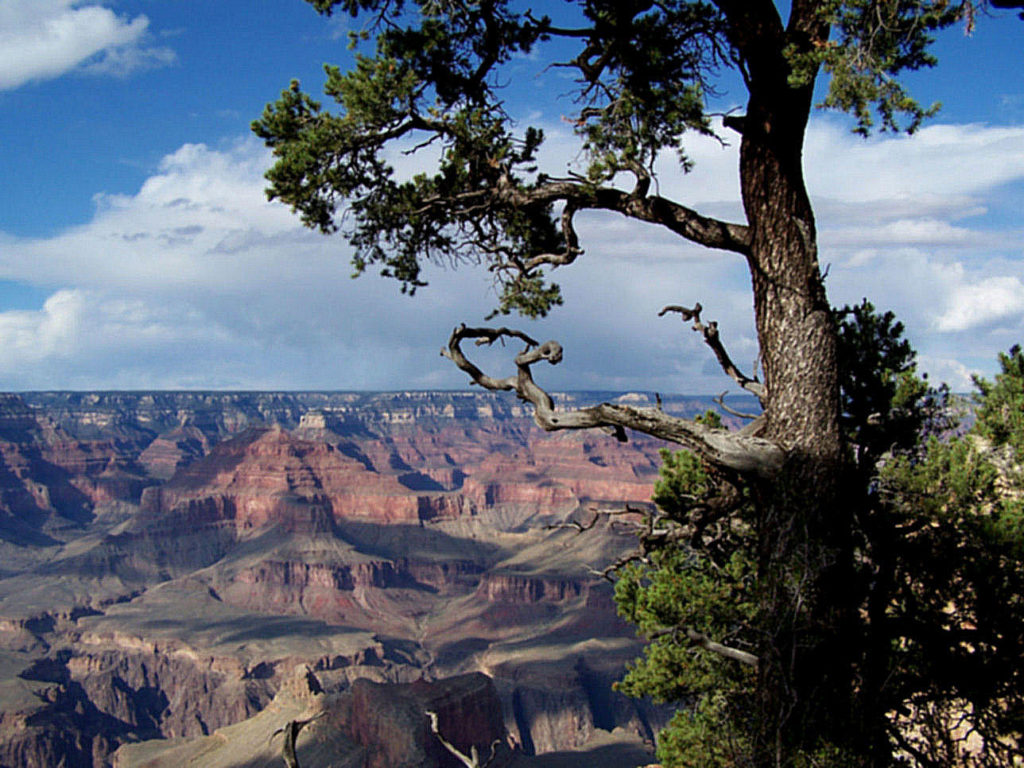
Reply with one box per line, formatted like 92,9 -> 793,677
442,324 -> 783,477
590,552 -> 650,582
440,324 -> 539,392
738,414 -> 767,437
426,710 -> 501,768
651,626 -> 759,668
547,509 -> 602,534
474,177 -> 751,256
546,504 -> 649,534
660,303 -> 766,404
520,202 -> 582,271
270,712 -> 325,768
722,113 -> 747,134
523,10 -> 591,38
715,391 -> 761,420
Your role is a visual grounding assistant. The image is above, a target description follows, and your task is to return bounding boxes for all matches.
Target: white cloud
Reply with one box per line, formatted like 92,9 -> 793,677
935,273 -> 1024,332
80,39 -> 176,78
805,121 -> 1024,208
1,116 -> 1024,391
822,218 -> 981,248
917,356 -> 981,393
827,246 -> 1024,387
0,136 -> 757,392
0,139 -> 506,390
0,0 -> 174,90
789,119 -> 1024,386
0,290 -> 83,361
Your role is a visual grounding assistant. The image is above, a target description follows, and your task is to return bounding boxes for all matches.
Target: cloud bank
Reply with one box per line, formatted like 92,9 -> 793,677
1,119 -> 1023,392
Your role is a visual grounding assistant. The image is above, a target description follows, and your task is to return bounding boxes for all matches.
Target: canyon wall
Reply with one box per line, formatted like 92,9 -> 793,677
0,391 -> 732,766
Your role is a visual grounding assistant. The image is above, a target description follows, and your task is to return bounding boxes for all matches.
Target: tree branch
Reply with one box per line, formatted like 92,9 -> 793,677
504,181 -> 751,256
441,324 -> 783,477
547,504 -> 650,534
652,626 -> 759,668
715,391 -> 761,421
520,201 -> 582,271
660,303 -> 766,405
270,712 -> 324,768
426,710 -> 501,768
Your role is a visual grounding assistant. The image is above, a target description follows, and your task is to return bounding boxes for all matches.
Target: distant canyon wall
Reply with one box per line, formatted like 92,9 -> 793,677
0,390 -> 716,766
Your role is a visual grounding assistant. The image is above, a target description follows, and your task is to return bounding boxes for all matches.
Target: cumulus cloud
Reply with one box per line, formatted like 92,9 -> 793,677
0,135 -> 756,392
1,117 -> 1024,391
0,290 -> 83,362
805,122 -> 1024,207
0,139 -> 506,390
0,0 -> 174,90
935,273 -> 1024,332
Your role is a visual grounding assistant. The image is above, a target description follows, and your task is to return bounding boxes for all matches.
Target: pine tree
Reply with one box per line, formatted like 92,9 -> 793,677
614,305 -> 1024,766
253,3 -> 1003,762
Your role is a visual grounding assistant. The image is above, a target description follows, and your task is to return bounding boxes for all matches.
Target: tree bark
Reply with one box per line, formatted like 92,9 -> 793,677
737,28 -> 856,765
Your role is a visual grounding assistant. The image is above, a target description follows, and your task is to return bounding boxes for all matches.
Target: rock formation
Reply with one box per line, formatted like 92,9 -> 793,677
0,391 -> 737,766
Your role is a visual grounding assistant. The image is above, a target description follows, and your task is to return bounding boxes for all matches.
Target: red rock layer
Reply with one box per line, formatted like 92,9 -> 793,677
141,425 -> 660,537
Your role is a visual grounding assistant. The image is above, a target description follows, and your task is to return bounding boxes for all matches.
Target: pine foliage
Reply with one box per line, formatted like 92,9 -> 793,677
615,306 -> 1024,766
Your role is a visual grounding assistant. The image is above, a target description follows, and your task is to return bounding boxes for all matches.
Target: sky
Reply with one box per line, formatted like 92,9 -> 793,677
0,1 -> 1022,394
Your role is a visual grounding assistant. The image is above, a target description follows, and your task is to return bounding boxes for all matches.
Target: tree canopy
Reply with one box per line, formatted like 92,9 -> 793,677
254,0 -> 975,316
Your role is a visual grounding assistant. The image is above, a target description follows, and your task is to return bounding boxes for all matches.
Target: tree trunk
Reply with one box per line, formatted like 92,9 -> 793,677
740,80 -> 857,765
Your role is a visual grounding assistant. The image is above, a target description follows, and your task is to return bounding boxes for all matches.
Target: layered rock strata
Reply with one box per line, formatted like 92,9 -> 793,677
0,391 -> 716,766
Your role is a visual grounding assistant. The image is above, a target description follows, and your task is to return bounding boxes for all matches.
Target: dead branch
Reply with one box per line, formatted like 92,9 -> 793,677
714,391 -> 761,421
441,324 -> 783,478
591,552 -> 650,581
738,414 -> 767,438
426,710 -> 502,768
546,504 -> 648,534
583,505 -> 691,581
659,303 -> 766,405
547,511 -> 603,534
270,712 -> 324,768
651,626 -> 759,668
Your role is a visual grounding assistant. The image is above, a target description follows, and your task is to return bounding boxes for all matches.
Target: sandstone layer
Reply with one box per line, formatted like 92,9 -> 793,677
0,391 -> 734,766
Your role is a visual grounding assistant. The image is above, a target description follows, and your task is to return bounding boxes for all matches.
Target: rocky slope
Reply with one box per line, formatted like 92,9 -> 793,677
0,391 -> 737,766
111,669 -> 513,768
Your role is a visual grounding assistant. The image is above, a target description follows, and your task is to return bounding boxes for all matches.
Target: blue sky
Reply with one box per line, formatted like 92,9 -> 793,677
0,1 -> 1022,392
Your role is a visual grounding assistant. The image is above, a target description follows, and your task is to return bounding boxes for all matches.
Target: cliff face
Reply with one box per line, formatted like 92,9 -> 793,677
337,673 -> 510,768
3,389 -> 741,551
6,637 -> 275,766
140,425 -> 658,530
0,394 -> 152,555
0,391 -> 717,766
108,670 -> 512,768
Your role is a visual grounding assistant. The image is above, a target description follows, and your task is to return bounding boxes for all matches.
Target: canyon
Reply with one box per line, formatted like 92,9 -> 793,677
0,391 -> 746,767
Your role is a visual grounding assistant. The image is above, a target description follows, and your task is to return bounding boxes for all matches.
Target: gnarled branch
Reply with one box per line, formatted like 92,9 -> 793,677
660,303 -> 766,405
441,324 -> 783,478
651,626 -> 759,668
426,710 -> 502,768
506,181 -> 751,256
520,201 -> 582,271
546,504 -> 649,535
715,391 -> 761,421
270,712 -> 324,768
